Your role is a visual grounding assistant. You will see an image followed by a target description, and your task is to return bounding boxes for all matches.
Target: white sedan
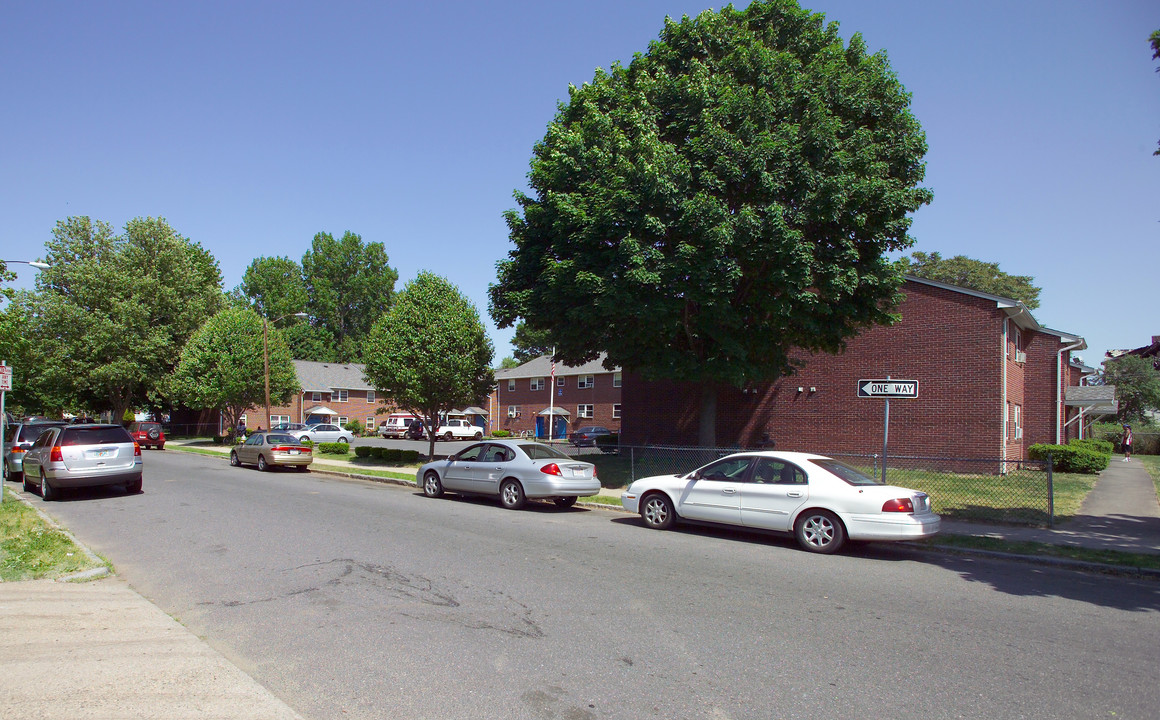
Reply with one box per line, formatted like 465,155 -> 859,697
620,451 -> 940,554
296,423 -> 353,444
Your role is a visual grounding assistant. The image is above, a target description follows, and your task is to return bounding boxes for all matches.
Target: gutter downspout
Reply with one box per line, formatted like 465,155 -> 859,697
1002,318 -> 1008,459
1056,340 -> 1084,445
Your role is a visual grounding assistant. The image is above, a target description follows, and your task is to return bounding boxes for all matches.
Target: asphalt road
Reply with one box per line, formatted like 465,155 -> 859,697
18,450 -> 1160,720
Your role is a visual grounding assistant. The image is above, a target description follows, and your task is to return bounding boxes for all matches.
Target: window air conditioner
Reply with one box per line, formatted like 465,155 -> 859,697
1014,350 -> 1027,364
507,410 -> 517,418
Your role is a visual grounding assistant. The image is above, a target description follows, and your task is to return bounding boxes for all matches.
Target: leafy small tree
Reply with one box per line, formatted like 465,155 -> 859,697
499,356 -> 521,369
897,252 -> 1041,308
363,272 -> 494,459
1103,355 -> 1160,424
164,308 -> 299,439
511,321 -> 552,363
489,0 -> 931,445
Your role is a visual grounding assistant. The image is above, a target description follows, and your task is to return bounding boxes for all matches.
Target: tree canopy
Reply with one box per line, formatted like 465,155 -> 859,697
511,321 -> 552,364
1104,355 -> 1160,424
29,216 -> 222,421
897,252 -> 1041,309
363,272 -> 494,459
489,0 -> 931,445
164,307 -> 298,436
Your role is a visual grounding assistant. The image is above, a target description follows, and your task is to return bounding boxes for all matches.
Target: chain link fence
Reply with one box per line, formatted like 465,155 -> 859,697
595,445 -> 1058,527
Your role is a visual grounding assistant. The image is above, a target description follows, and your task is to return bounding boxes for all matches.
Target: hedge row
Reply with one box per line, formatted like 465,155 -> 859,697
353,446 -> 421,464
316,442 -> 350,455
1028,443 -> 1109,474
1069,438 -> 1113,455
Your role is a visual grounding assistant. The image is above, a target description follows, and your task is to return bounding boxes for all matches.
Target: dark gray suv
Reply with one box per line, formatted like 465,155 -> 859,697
3,421 -> 68,481
21,424 -> 143,500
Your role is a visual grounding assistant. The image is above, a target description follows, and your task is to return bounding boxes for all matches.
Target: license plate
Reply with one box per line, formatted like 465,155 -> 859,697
92,449 -> 113,458
287,449 -> 299,455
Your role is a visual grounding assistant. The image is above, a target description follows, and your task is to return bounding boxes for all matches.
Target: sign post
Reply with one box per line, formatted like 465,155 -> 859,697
0,362 -> 10,505
857,377 -> 918,484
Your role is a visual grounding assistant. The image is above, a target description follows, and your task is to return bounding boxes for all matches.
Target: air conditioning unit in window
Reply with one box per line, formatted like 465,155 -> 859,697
1014,350 -> 1027,364
507,410 -> 517,418
1015,427 -> 1023,440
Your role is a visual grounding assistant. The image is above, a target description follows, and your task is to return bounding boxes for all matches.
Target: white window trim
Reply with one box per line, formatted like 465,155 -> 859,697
508,379 -> 516,391
578,375 -> 594,389
531,378 -> 545,391
556,377 -> 565,387
578,404 -> 594,418
613,372 -> 622,388
613,404 -> 621,419
337,416 -> 348,426
312,392 -> 322,402
334,389 -> 349,403
366,390 -> 376,403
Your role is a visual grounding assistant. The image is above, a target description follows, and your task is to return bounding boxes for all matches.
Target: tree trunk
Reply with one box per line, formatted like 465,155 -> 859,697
697,382 -> 718,448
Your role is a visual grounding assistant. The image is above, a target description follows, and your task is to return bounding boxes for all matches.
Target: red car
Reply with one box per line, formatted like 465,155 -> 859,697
128,421 -> 166,450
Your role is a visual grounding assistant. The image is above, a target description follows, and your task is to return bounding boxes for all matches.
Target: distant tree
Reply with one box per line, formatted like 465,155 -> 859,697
499,356 -> 521,369
364,272 -> 494,459
0,293 -> 72,415
30,216 -> 222,422
1104,355 -> 1160,424
489,0 -> 931,446
897,252 -> 1041,309
163,308 -> 298,438
511,321 -> 552,363
242,256 -> 309,323
302,231 -> 398,362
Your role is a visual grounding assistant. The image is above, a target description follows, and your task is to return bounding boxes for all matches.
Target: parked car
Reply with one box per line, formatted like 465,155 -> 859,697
269,422 -> 307,433
21,423 -> 143,500
405,421 -> 427,440
620,451 -> 940,554
127,421 -> 166,450
568,425 -> 612,447
3,420 -> 68,481
230,432 -> 313,471
380,413 -> 423,439
417,439 -> 599,509
296,423 -> 353,444
434,418 -> 484,441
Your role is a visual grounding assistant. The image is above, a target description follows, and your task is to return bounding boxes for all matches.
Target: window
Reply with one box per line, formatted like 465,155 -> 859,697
508,379 -> 516,391
613,404 -> 621,419
311,392 -> 322,402
578,375 -> 594,389
578,404 -> 594,418
613,372 -> 622,388
695,456 -> 754,481
366,417 -> 376,429
556,376 -> 565,387
239,414 -> 248,425
530,378 -> 545,391
335,389 -> 349,403
507,405 -> 521,418
366,390 -> 375,403
1010,404 -> 1023,441
751,458 -> 806,485
270,415 -> 288,426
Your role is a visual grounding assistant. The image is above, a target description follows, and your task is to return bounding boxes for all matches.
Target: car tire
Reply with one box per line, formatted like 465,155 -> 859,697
444,431 -> 453,441
640,493 -> 675,530
296,465 -> 309,472
499,479 -> 526,510
473,431 -> 483,440
22,470 -> 33,493
299,436 -> 310,443
794,510 -> 846,554
230,450 -> 241,467
553,496 -> 577,509
423,471 -> 444,498
339,436 -> 351,444
40,472 -> 56,501
126,476 -> 142,494
157,444 -> 164,450
257,455 -> 269,472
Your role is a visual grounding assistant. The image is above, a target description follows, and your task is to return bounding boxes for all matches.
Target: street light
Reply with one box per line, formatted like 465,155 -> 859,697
263,312 -> 309,429
2,260 -> 51,270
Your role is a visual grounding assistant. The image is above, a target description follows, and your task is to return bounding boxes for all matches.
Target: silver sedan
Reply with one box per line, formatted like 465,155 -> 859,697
296,423 -> 352,444
416,439 -> 600,510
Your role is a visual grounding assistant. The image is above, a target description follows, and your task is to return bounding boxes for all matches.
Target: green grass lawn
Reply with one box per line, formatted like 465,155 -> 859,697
1,488 -> 108,580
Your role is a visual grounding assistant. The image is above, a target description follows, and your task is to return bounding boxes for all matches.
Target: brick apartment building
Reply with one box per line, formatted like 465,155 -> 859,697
492,355 -> 622,439
621,277 -> 1090,459
243,360 -> 388,432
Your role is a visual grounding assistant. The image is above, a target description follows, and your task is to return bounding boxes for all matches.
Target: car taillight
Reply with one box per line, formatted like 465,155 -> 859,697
540,463 -> 562,476
882,497 -> 914,513
50,446 -> 63,462
11,446 -> 26,455
134,442 -> 141,456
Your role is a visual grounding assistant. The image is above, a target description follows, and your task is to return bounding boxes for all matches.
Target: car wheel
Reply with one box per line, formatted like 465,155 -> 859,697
473,431 -> 483,440
230,450 -> 241,467
157,444 -> 164,450
40,472 -> 56,501
299,436 -> 310,443
553,496 -> 577,509
794,510 -> 846,554
499,479 -> 526,510
22,470 -> 33,493
296,465 -> 309,472
257,455 -> 269,472
126,476 -> 142,494
340,436 -> 351,444
444,431 -> 453,441
640,493 -> 675,530
423,471 -> 444,498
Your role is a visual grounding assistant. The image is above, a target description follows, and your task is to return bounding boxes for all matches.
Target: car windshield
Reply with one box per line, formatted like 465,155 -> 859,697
60,426 -> 132,446
811,459 -> 883,486
18,424 -> 65,442
266,434 -> 297,445
518,443 -> 573,461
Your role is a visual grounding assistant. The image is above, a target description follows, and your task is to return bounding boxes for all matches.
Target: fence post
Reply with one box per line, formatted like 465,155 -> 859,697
1046,452 -> 1055,528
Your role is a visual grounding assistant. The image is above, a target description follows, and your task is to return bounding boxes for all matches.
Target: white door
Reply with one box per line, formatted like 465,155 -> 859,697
674,456 -> 753,525
739,458 -> 809,531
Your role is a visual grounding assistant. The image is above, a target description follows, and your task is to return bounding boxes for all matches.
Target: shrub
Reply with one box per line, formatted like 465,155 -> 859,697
317,442 -> 349,455
383,448 -> 403,463
354,446 -> 373,458
1069,438 -> 1113,455
343,419 -> 363,436
401,450 -> 421,464
300,438 -> 314,447
1028,444 -> 1109,474
491,429 -> 512,438
213,434 -> 228,445
370,447 -> 384,459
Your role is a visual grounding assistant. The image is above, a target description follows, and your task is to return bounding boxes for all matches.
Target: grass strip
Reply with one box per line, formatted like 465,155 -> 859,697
0,488 -> 106,581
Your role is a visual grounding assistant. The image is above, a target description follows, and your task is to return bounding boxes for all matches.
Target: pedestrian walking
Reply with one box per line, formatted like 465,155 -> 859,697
1122,424 -> 1133,462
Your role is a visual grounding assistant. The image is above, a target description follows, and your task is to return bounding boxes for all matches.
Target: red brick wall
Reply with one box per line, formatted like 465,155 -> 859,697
622,282 -> 1069,458
245,390 -> 389,431
491,372 -> 621,436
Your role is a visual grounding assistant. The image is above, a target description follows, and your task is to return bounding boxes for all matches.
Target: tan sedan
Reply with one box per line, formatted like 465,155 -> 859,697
230,433 -> 313,472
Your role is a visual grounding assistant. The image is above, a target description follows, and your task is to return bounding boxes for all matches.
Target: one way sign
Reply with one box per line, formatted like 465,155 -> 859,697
857,379 -> 919,399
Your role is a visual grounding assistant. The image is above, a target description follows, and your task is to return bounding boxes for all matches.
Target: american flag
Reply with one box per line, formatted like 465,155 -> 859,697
550,360 -> 556,377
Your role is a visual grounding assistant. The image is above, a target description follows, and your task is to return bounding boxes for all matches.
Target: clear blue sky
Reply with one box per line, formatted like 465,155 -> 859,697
3,1 -> 1157,368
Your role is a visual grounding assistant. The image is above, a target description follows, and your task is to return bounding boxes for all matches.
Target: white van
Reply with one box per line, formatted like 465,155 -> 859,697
380,413 -> 422,439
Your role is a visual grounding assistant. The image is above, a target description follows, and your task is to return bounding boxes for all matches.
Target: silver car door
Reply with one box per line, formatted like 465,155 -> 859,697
474,444 -> 515,494
442,444 -> 486,490
739,458 -> 809,531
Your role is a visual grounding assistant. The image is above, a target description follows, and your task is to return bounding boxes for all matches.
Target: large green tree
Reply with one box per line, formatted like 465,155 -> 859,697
164,307 -> 298,437
897,251 -> 1041,309
302,231 -> 398,362
239,256 -> 333,361
30,216 -> 223,422
511,321 -> 552,363
489,0 -> 931,445
364,272 -> 494,459
1104,355 -> 1160,424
